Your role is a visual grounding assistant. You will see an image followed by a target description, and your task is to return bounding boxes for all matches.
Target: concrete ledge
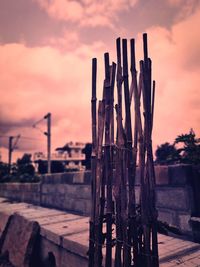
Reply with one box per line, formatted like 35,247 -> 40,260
41,171 -> 91,185
0,198 -> 200,267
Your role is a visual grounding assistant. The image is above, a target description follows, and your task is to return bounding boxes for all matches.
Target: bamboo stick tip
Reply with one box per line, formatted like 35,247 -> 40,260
143,32 -> 147,39
104,53 -> 110,65
112,61 -> 116,66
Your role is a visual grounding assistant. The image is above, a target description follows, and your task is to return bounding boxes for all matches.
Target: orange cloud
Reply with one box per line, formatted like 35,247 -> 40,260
142,7 -> 200,149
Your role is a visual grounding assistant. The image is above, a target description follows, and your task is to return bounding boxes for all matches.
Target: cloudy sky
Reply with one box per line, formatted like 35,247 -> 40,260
0,0 -> 200,162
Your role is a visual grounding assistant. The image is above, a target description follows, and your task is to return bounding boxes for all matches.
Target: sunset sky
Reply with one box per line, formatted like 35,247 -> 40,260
0,0 -> 200,162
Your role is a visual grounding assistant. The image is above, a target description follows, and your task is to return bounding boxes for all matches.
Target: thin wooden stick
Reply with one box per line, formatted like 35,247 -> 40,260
110,62 -> 117,144
116,38 -> 123,142
104,52 -> 113,267
89,58 -> 97,267
122,38 -> 134,267
130,38 -> 140,266
114,38 -> 124,267
140,58 -> 151,267
94,100 -> 106,267
141,33 -> 159,267
114,104 -> 125,267
92,58 -> 97,150
143,33 -> 148,65
151,80 -> 155,133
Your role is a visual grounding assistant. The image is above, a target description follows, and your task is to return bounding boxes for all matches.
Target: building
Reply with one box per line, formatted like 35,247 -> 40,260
34,142 -> 85,171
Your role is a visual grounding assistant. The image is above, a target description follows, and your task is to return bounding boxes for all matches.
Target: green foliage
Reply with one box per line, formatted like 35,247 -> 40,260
155,142 -> 180,165
17,153 -> 35,176
0,162 -> 9,178
175,129 -> 200,164
155,129 -> 200,165
82,143 -> 92,170
0,154 -> 40,183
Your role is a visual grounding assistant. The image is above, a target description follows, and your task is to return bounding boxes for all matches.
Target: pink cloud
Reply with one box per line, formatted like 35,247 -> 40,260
0,40 -> 107,162
1,2 -> 200,163
140,7 -> 200,149
35,0 -> 138,27
167,0 -> 199,21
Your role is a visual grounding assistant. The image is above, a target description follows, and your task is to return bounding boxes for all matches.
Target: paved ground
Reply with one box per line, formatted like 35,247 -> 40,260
0,197 -> 200,266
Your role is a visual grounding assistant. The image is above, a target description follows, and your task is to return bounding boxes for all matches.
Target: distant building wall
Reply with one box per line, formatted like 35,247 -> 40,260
0,165 -> 199,239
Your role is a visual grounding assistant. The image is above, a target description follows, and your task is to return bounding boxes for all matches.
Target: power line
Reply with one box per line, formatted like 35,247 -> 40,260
32,117 -> 45,127
0,135 -> 43,141
0,135 -> 19,138
12,135 -> 21,150
20,136 -> 43,141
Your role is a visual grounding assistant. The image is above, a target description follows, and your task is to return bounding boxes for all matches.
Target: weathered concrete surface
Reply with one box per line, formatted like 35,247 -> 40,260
0,212 -> 10,237
40,217 -> 89,245
0,197 -> 200,267
0,213 -> 39,267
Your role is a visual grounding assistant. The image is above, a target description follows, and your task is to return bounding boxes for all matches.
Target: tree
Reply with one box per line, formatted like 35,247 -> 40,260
82,143 -> 92,170
0,154 -> 39,183
16,153 -> 35,176
0,162 -> 9,178
175,129 -> 200,164
155,142 -> 180,165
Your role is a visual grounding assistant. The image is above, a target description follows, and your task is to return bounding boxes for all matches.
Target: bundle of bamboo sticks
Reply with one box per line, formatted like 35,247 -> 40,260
88,33 -> 159,267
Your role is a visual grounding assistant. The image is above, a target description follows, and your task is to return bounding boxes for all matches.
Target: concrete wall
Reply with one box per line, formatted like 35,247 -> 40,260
0,171 -> 91,215
153,165 -> 195,235
41,172 -> 91,214
0,165 -> 198,236
0,183 -> 41,205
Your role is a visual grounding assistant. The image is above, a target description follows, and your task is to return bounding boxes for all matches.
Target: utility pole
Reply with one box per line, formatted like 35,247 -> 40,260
8,135 -> 20,173
8,136 -> 13,173
44,113 -> 51,174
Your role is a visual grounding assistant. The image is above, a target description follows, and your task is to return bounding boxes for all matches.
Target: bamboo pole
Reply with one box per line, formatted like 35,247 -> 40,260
122,38 -> 134,267
94,100 -> 106,267
104,52 -> 113,267
116,38 -> 123,130
141,33 -> 159,267
114,37 -> 124,267
114,106 -> 123,267
130,38 -> 140,266
141,55 -> 152,267
151,80 -> 155,132
89,58 -> 97,267
110,63 -> 116,144
89,33 -> 159,267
